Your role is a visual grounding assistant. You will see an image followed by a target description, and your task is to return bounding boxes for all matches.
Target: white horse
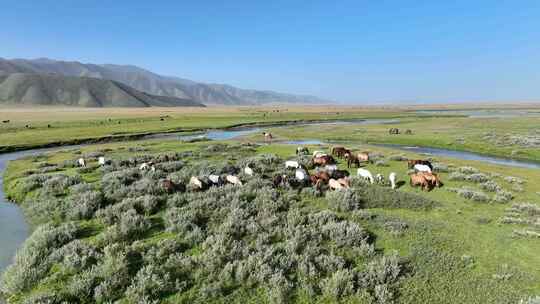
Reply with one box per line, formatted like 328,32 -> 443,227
389,172 -> 397,189
77,158 -> 86,167
324,164 -> 338,173
189,176 -> 204,190
414,164 -> 432,173
285,160 -> 301,169
98,157 -> 106,166
244,165 -> 254,176
208,174 -> 222,186
357,168 -> 374,184
295,168 -> 308,181
313,150 -> 326,158
226,175 -> 243,186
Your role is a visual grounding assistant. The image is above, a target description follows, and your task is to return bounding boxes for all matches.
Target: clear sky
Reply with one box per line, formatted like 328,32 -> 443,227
1,0 -> 539,103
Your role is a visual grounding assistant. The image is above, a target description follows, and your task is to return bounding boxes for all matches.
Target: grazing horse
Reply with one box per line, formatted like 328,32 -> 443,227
337,177 -> 350,188
329,178 -> 344,190
296,147 -> 309,155
312,150 -> 327,158
189,176 -> 207,190
285,160 -> 301,169
226,175 -> 243,186
2,120 -> 10,123
98,157 -> 107,166
208,174 -> 223,186
375,173 -> 385,184
139,162 -> 155,171
244,165 -> 254,176
262,132 -> 273,142
77,158 -> 86,167
389,128 -> 400,135
345,152 -> 360,168
312,155 -> 335,167
420,172 -> 443,188
389,172 -> 397,189
357,168 -> 374,184
331,169 -> 349,180
405,129 -> 413,135
414,164 -> 432,173
332,146 -> 350,159
408,160 -> 433,170
162,179 -> 186,193
295,168 -> 309,183
273,174 -> 289,188
409,173 -> 430,191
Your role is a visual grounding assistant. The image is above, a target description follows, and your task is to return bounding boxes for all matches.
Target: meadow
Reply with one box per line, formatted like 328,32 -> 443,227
0,106 -> 539,303
1,133 -> 539,303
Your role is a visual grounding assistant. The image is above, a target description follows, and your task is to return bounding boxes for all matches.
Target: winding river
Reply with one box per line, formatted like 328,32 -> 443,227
1,118 -> 539,282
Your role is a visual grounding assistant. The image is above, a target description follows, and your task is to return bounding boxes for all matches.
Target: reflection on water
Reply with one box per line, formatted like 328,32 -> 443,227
376,144 -> 540,169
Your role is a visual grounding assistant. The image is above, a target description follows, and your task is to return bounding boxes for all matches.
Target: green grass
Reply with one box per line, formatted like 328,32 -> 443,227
2,109 -> 540,303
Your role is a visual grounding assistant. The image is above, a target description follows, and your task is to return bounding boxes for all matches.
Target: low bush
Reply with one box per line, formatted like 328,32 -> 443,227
458,166 -> 479,174
449,172 -> 467,181
480,180 -> 501,192
326,190 -> 360,212
466,173 -> 490,183
457,188 -> 489,202
492,190 -> 513,204
432,162 -> 449,172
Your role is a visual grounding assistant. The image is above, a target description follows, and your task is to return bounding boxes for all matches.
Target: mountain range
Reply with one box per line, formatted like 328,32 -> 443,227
0,58 -> 329,106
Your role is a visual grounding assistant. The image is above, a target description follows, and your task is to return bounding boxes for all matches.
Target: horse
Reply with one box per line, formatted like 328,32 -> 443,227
244,165 -> 254,176
389,172 -> 397,189
162,179 -> 186,193
262,132 -> 273,142
189,176 -> 207,190
312,150 -> 327,158
332,146 -> 350,159
1,120 -> 9,123
345,152 -> 360,168
389,128 -> 400,135
77,158 -> 86,167
409,173 -> 430,191
273,174 -> 289,188
98,157 -> 107,166
414,164 -> 432,173
420,172 -> 443,188
295,168 -> 309,183
312,155 -> 335,167
405,129 -> 413,135
375,173 -> 385,184
139,162 -> 155,171
285,160 -> 301,169
337,177 -> 350,188
357,168 -> 374,184
408,160 -> 433,170
226,175 -> 243,186
331,169 -> 349,180
208,174 -> 224,186
329,178 -> 344,190
296,147 -> 309,155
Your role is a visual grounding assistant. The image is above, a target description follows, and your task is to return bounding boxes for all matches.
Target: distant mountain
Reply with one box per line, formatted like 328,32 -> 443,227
0,73 -> 204,107
0,58 -> 329,105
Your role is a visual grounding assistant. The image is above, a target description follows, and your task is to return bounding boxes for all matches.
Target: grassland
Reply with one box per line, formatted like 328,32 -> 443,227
1,133 -> 539,303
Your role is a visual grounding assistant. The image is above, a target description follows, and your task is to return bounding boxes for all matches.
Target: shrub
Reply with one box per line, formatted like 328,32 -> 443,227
1,222 -> 80,294
449,172 -> 467,181
42,174 -> 82,196
388,154 -> 407,161
326,190 -> 360,212
125,264 -> 174,302
466,173 -> 490,183
432,162 -> 449,173
458,166 -> 479,174
353,182 -> 435,210
492,190 -> 513,204
479,180 -> 500,192
50,240 -> 101,273
504,176 -> 525,184
67,190 -> 104,220
457,188 -> 489,202
320,269 -> 356,299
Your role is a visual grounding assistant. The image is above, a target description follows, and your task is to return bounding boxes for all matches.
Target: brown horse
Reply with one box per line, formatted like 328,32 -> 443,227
345,152 -> 370,168
162,179 -> 186,193
332,146 -> 350,159
312,155 -> 336,166
420,172 -> 443,188
409,173 -> 430,191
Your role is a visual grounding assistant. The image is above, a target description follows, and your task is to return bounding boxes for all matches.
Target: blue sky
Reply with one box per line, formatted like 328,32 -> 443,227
1,0 -> 539,103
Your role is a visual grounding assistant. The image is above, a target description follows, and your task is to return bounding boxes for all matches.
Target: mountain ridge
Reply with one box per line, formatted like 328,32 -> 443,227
0,58 -> 330,105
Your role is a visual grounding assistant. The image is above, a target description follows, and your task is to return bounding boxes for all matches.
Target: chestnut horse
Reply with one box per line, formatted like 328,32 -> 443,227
312,155 -> 336,166
409,173 -> 430,191
332,146 -> 350,159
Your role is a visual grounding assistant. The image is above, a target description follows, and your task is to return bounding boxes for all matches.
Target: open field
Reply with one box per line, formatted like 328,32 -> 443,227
1,131 -> 539,303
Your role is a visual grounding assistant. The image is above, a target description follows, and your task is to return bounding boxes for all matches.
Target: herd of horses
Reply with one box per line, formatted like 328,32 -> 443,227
75,143 -> 443,194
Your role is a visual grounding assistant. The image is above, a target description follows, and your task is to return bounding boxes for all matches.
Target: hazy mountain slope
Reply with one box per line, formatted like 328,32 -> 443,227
0,58 -> 329,105
0,73 -> 204,107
